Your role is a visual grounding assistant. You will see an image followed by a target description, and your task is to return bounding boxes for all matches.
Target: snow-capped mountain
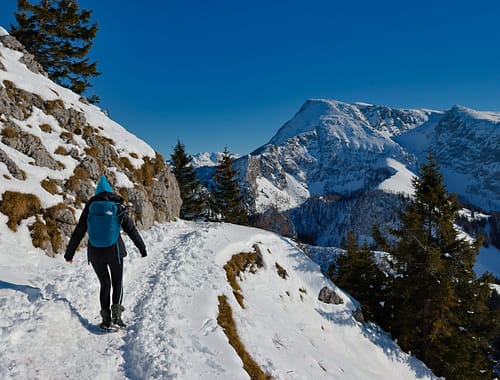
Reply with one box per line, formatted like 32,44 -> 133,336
193,98 -> 500,271
0,28 -> 181,255
397,105 -> 500,210
192,151 -> 241,167
242,99 -> 440,213
237,98 -> 499,214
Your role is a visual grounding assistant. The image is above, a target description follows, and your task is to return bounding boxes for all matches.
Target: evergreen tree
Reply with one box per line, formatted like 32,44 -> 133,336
170,140 -> 203,220
379,152 -> 499,379
210,148 -> 247,225
333,230 -> 385,321
11,0 -> 100,100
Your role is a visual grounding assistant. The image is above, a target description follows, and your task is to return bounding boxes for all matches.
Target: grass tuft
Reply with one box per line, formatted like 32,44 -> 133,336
0,191 -> 42,231
217,295 -> 272,380
224,249 -> 263,308
39,123 -> 52,133
41,178 -> 59,194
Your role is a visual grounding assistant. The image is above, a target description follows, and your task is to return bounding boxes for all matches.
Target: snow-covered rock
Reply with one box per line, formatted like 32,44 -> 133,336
0,29 -> 181,255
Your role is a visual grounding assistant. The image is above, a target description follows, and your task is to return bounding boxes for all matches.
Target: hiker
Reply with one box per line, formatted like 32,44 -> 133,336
64,176 -> 147,330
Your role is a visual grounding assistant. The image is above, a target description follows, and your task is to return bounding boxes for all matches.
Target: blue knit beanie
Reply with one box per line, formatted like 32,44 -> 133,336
95,176 -> 113,195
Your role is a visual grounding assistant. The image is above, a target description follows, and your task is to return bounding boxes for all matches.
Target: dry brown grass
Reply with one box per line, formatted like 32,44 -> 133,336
223,248 -> 263,308
54,146 -> 69,156
217,295 -> 272,380
30,216 -> 49,250
135,161 -> 155,187
44,99 -> 65,114
84,146 -> 99,158
117,187 -> 130,203
66,166 -> 90,191
31,203 -> 74,254
41,178 -> 59,194
45,204 -> 72,252
1,126 -> 18,138
39,123 -> 52,133
129,152 -> 139,159
83,125 -> 95,139
0,191 -> 42,231
116,156 -> 135,172
59,131 -> 73,142
275,262 -> 288,279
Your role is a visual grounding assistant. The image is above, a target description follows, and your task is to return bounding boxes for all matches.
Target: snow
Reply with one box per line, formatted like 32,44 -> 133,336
0,220 -> 439,379
0,35 -> 160,211
0,39 -> 155,168
191,152 -> 242,168
0,27 -> 8,36
377,158 -> 416,196
254,173 -> 310,212
0,26 -> 491,379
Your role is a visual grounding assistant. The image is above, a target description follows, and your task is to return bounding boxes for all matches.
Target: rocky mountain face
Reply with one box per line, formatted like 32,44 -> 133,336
199,99 -> 499,245
0,30 -> 181,256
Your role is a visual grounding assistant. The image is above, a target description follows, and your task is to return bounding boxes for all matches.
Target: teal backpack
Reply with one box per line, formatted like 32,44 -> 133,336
87,199 -> 121,247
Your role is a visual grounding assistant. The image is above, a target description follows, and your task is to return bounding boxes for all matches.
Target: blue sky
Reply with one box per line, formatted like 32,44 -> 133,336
1,1 -> 500,156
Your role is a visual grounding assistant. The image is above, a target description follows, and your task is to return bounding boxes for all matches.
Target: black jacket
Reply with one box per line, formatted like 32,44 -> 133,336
64,192 -> 147,262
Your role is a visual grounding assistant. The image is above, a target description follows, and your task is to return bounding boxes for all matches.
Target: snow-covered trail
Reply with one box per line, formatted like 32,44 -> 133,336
0,221 -> 252,379
0,220 -> 438,380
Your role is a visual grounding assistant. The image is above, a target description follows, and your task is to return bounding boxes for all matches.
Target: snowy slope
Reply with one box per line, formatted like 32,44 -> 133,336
0,30 -> 154,209
0,220 -> 438,379
0,27 -> 180,254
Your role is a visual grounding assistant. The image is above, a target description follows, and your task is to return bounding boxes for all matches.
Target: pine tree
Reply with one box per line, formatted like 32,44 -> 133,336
333,230 -> 385,321
11,0 -> 100,100
170,140 -> 203,220
378,152 -> 499,379
210,148 -> 247,225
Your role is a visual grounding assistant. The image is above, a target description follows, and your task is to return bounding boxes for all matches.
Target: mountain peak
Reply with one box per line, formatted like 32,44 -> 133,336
448,104 -> 500,122
267,99 -> 365,146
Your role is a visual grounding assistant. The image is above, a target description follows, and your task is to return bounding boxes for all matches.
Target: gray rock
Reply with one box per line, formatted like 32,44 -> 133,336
0,82 -> 45,120
0,147 -> 26,180
70,179 -> 95,204
318,286 -> 344,305
352,308 -> 365,323
126,187 -> 156,229
80,155 -> 102,180
2,128 -> 62,170
0,35 -> 46,75
45,102 -> 87,132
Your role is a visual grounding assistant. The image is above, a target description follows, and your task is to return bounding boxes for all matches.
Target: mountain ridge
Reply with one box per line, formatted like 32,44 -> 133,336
225,98 -> 500,213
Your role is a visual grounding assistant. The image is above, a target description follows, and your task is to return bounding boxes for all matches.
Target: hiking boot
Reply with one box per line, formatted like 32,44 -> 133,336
100,309 -> 111,330
111,304 -> 126,328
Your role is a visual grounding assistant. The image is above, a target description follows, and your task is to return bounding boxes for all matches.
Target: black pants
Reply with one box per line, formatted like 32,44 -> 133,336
89,246 -> 123,312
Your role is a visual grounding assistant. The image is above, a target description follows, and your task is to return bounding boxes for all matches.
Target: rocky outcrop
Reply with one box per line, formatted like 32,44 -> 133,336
0,33 -> 181,256
0,147 -> 25,179
0,34 -> 45,74
1,125 -> 63,170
